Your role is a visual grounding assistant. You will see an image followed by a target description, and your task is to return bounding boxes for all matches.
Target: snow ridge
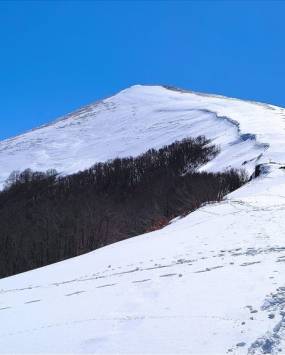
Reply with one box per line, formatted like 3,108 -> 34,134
1,84 -> 282,189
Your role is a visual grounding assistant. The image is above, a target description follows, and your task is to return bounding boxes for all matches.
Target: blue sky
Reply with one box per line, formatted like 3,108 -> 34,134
1,0 -> 285,140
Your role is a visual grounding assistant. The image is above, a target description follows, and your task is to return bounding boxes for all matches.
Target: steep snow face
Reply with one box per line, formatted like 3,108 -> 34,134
1,86 -> 285,354
1,84 -> 284,188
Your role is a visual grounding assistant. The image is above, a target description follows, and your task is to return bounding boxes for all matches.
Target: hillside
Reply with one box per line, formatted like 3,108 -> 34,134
0,85 -> 285,354
1,84 -> 280,189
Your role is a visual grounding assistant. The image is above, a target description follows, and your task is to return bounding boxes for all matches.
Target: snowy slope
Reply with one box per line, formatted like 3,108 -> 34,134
0,86 -> 285,354
2,84 -> 284,189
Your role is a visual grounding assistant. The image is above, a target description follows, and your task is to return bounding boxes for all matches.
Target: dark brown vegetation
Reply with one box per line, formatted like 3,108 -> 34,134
0,136 -> 247,278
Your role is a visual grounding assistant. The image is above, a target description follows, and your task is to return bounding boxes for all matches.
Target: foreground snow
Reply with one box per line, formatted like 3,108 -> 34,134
0,173 -> 285,354
0,86 -> 285,353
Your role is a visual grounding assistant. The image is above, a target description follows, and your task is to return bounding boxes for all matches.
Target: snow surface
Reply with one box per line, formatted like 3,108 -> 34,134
2,84 -> 285,188
1,85 -> 285,354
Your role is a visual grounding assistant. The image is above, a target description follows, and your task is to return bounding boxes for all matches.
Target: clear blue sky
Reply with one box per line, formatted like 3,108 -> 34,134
1,0 -> 285,140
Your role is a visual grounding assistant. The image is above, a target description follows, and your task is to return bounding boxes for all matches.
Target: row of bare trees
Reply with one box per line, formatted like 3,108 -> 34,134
0,136 -> 247,278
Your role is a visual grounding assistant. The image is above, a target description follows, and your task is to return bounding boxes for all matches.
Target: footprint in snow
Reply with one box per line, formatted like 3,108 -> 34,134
25,299 -> 41,304
240,261 -> 261,266
65,291 -> 85,297
0,306 -> 11,310
195,265 -> 224,273
132,279 -> 151,283
96,283 -> 116,289
236,342 -> 246,347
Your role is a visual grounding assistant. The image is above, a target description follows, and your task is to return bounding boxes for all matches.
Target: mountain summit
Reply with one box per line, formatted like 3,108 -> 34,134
1,84 -> 283,189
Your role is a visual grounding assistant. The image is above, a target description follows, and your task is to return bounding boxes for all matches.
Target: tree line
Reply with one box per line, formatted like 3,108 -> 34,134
0,136 -> 247,278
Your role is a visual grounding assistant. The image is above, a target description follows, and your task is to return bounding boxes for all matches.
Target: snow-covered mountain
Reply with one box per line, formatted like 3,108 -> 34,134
2,84 -> 284,188
0,85 -> 285,354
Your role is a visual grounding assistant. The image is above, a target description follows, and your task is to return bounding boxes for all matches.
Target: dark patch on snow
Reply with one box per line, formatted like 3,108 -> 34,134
240,261 -> 261,267
132,279 -> 151,283
236,341 -> 246,347
96,283 -> 116,289
65,291 -> 85,297
25,299 -> 41,304
0,306 -> 11,311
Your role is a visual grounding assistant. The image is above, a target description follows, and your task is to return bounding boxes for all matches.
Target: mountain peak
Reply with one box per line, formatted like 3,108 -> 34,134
0,85 -> 284,190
